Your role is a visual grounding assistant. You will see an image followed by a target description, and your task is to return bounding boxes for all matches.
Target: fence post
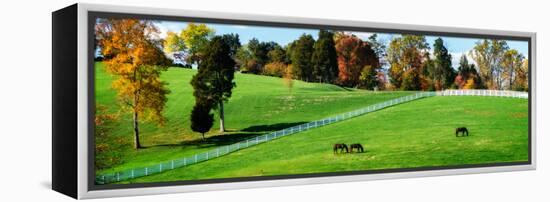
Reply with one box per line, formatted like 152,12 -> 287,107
195,154 -> 197,163
131,169 -> 134,179
216,148 -> 219,157
246,139 -> 249,147
117,173 -> 120,182
160,163 -> 163,172
206,152 -> 209,160
145,167 -> 148,176
171,160 -> 174,169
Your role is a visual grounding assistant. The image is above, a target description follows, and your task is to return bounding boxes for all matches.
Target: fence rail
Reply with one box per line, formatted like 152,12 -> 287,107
437,89 -> 528,98
95,90 -> 527,184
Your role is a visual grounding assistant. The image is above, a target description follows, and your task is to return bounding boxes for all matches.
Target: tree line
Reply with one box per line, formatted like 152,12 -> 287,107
95,19 -> 529,150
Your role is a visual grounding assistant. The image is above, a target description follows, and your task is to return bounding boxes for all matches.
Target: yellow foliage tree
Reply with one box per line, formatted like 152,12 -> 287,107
283,64 -> 294,94
96,19 -> 171,149
463,78 -> 476,89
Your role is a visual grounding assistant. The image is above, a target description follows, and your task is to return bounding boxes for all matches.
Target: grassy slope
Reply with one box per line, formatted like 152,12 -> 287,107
123,96 -> 528,183
95,62 -> 412,174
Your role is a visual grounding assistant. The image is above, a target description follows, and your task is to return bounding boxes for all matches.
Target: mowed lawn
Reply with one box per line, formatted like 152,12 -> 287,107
122,96 -> 528,184
95,62 -> 413,175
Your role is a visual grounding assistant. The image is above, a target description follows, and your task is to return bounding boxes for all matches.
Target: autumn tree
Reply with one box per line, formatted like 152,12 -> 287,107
94,105 -> 123,169
163,31 -> 187,65
455,54 -> 482,89
248,38 -> 278,71
290,34 -> 315,81
96,19 -> 171,149
190,36 -> 236,134
190,103 -> 214,140
283,64 -> 294,94
514,59 -> 529,91
359,65 -> 378,89
263,62 -> 287,77
469,39 -> 509,89
386,35 -> 429,90
335,34 -> 379,88
180,23 -> 215,66
164,31 -> 186,53
311,30 -> 338,83
501,49 -> 525,90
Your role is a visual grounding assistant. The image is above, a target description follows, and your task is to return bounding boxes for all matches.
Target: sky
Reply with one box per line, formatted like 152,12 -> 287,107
156,20 -> 529,68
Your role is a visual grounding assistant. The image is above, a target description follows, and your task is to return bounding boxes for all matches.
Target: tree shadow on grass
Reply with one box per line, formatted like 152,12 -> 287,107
241,122 -> 307,132
144,121 -> 308,149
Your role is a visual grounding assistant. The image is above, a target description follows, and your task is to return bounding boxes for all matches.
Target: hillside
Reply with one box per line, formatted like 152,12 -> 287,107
95,62 -> 413,174
121,96 -> 528,183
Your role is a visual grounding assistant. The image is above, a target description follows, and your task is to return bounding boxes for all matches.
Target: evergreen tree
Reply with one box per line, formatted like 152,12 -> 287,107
432,38 -> 456,89
290,34 -> 315,81
311,30 -> 338,83
190,103 -> 214,140
190,36 -> 236,134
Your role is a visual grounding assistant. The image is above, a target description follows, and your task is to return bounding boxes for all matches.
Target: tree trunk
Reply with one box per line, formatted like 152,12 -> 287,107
219,101 -> 225,134
133,109 -> 141,149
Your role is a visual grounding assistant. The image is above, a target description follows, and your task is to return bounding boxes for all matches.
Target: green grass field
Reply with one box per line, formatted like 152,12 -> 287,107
95,62 -> 414,175
121,96 -> 528,183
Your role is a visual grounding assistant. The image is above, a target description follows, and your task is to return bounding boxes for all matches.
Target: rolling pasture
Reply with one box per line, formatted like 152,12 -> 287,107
123,96 -> 528,183
95,62 -> 528,183
95,62 -> 412,175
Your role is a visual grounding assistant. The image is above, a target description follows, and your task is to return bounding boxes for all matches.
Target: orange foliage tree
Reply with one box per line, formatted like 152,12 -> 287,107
96,19 -> 171,149
334,34 -> 379,88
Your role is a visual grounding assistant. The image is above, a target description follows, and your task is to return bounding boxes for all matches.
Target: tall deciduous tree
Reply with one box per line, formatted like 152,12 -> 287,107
514,59 -> 529,91
386,35 -> 429,90
180,23 -> 215,66
501,49 -> 525,90
311,30 -> 338,83
248,38 -> 278,70
190,36 -> 236,134
96,19 -> 171,149
469,39 -> 509,89
163,31 -> 186,53
335,34 -> 379,88
290,34 -> 315,81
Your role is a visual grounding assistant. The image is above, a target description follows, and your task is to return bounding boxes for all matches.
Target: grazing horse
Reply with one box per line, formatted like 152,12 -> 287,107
333,143 -> 349,154
456,127 -> 469,137
349,143 -> 364,153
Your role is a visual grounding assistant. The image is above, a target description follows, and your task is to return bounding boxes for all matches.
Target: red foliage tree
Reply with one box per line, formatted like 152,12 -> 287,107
335,35 -> 379,87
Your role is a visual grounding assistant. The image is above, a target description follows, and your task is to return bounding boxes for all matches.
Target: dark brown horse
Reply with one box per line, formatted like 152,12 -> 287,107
349,143 -> 364,153
333,143 -> 349,154
456,127 -> 469,137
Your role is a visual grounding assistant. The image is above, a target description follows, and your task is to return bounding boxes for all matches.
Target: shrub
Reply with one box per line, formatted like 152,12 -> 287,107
263,62 -> 287,77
